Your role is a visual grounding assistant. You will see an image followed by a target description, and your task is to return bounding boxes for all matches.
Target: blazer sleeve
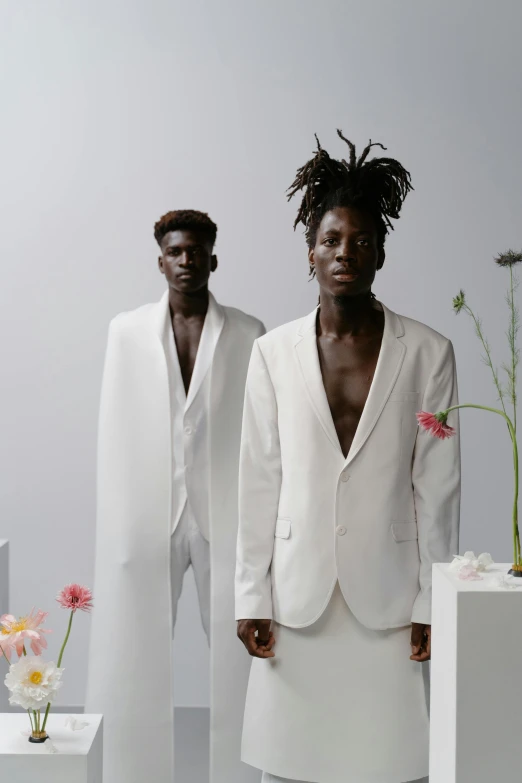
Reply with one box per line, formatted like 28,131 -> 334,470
235,339 -> 282,620
411,338 -> 461,625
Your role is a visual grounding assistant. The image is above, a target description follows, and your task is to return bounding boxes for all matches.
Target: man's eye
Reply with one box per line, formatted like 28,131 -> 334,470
324,238 -> 336,245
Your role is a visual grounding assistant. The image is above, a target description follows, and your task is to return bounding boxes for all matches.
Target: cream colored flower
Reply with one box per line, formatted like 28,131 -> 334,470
4,655 -> 63,711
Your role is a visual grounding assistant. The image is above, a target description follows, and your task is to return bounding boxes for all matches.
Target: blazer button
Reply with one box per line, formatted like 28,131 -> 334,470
184,426 -> 192,435
336,525 -> 347,536
340,471 -> 350,483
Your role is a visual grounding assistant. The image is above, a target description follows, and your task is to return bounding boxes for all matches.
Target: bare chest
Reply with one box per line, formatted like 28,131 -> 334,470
317,335 -> 383,458
172,318 -> 204,393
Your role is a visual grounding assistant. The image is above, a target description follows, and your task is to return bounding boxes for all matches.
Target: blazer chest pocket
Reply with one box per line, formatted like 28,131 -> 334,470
388,390 -> 420,403
275,518 -> 291,539
391,522 -> 418,542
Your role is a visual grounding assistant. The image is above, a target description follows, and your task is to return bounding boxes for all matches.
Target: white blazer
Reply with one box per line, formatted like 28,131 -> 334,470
163,291 -> 225,540
85,290 -> 264,783
235,300 -> 460,631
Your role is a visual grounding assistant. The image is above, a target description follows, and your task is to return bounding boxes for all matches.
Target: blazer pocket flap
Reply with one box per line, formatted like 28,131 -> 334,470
391,522 -> 418,542
275,518 -> 291,539
388,390 -> 420,402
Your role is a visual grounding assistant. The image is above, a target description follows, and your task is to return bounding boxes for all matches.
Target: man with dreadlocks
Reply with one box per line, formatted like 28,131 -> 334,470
235,132 -> 460,783
85,210 -> 265,783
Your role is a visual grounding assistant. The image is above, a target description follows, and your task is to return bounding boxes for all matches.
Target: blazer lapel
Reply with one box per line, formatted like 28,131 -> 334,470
344,302 -> 406,466
186,291 -> 225,413
294,308 -> 342,453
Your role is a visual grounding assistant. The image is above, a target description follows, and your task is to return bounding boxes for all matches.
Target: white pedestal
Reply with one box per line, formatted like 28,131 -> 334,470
0,540 -> 9,712
430,562 -> 522,782
0,713 -> 103,782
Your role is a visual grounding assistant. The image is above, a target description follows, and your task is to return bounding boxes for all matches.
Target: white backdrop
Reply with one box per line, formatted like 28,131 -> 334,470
1,0 -> 522,708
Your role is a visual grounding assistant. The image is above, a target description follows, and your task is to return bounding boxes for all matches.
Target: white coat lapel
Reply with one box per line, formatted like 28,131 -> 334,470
344,301 -> 406,466
185,291 -> 225,412
294,307 -> 342,453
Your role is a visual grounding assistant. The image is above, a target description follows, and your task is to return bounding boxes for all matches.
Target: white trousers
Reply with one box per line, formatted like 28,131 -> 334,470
261,775 -> 428,783
170,502 -> 210,642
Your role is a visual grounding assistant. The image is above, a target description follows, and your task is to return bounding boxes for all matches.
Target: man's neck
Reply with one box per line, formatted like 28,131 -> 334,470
317,290 -> 379,339
168,286 -> 209,320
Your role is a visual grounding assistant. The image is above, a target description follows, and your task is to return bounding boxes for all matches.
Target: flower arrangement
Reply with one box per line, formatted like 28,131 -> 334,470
416,250 -> 522,577
0,583 -> 93,742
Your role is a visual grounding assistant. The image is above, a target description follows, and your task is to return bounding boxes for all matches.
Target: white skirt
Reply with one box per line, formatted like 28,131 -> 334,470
241,582 -> 430,783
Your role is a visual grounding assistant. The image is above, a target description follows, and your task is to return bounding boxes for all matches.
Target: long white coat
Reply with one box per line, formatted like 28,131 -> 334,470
85,290 -> 264,783
236,301 -> 460,630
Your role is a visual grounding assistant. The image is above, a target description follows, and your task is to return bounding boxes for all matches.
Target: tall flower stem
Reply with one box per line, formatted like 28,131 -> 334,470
508,265 -> 518,433
463,304 -> 510,421
41,610 -> 74,733
446,403 -> 520,565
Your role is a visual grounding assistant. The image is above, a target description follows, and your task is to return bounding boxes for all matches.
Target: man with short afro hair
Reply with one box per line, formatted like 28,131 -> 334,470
86,207 -> 265,783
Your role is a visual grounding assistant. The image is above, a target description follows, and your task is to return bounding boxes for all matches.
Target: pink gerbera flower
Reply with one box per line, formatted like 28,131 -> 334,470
416,410 -> 456,440
56,584 -> 93,613
0,609 -> 51,661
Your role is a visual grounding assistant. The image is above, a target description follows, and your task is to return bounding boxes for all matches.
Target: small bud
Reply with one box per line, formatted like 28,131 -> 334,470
452,290 -> 466,314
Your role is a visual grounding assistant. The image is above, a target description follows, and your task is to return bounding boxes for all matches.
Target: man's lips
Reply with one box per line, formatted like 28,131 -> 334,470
333,271 -> 359,282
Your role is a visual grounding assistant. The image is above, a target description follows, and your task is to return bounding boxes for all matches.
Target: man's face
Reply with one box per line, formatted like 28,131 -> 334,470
309,206 -> 385,299
158,229 -> 217,293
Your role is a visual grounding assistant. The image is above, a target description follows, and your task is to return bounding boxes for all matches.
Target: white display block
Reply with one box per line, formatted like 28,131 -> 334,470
430,563 -> 522,782
0,540 -> 9,712
0,713 -> 103,782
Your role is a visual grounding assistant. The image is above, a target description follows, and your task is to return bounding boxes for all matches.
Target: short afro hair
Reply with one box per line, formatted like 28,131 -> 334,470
154,209 -> 218,248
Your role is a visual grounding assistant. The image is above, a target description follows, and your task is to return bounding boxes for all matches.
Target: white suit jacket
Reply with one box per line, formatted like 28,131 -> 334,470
85,290 -> 264,783
235,300 -> 460,630
163,291 -> 225,539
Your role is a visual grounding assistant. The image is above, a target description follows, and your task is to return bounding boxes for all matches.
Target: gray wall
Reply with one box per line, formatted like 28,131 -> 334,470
1,0 -> 522,708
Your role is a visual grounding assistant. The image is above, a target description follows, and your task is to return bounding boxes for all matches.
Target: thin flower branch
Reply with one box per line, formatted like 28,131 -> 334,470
42,610 -> 74,732
504,266 -> 520,431
465,306 -> 508,413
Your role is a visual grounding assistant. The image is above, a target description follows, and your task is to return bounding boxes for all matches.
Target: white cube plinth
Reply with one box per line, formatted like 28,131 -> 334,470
0,713 -> 103,782
0,541 -> 9,711
430,563 -> 522,782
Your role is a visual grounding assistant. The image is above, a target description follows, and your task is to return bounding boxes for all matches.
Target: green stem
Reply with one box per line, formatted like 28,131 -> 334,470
464,305 -> 509,419
0,645 -> 10,665
27,710 -> 34,732
41,611 -> 74,733
446,403 -> 520,565
509,266 -> 518,434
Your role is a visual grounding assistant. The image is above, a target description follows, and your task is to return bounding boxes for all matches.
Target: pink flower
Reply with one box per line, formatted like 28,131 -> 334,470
416,410 -> 456,440
458,563 -> 483,581
56,584 -> 93,613
0,609 -> 51,661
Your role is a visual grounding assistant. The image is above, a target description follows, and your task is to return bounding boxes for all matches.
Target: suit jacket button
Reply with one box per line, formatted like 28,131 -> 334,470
340,471 -> 350,483
336,525 -> 346,536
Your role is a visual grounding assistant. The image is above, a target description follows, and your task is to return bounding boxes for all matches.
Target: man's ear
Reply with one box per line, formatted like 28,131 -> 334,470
308,247 -> 315,271
377,248 -> 385,271
211,254 -> 218,273
158,256 -> 165,275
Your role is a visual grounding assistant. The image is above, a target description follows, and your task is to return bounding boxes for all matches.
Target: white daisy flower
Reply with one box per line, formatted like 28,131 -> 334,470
4,655 -> 63,711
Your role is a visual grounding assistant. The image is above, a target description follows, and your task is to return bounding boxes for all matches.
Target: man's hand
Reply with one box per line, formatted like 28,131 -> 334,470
237,619 -> 275,658
410,622 -> 431,661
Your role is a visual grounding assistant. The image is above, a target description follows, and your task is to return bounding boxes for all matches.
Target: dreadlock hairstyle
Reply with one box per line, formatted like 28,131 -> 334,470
154,209 -> 218,248
287,130 -> 413,276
